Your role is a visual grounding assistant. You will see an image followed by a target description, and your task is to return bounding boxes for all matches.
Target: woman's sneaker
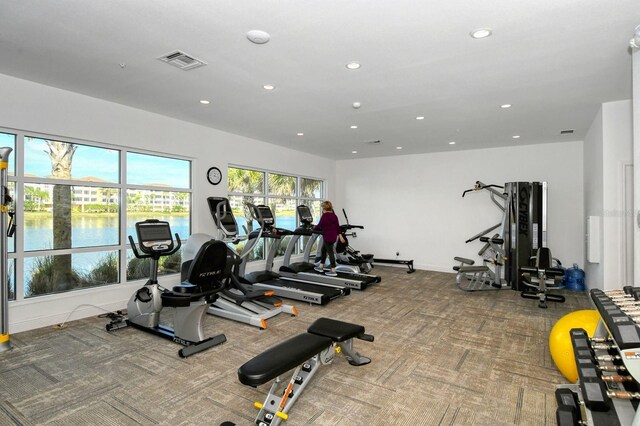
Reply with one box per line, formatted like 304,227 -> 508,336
326,271 -> 338,277
314,266 -> 324,273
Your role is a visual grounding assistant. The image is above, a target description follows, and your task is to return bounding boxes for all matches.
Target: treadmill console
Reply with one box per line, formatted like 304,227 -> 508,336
253,205 -> 275,227
136,220 -> 174,254
297,205 -> 314,225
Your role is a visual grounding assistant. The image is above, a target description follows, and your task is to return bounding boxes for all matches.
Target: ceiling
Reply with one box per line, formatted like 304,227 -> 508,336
0,1 -> 638,159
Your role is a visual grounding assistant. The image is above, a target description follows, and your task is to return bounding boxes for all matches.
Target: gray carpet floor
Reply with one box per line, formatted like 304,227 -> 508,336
0,267 -> 591,425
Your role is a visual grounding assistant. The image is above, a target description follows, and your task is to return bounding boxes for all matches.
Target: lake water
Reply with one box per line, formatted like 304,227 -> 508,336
21,214 -> 299,269
23,215 -> 192,251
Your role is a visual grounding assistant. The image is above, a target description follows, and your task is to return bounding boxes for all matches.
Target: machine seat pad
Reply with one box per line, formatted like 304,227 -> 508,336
307,318 -> 365,342
238,333 -> 332,387
162,284 -> 221,308
173,283 -> 197,294
362,254 -> 374,261
454,257 -> 474,265
458,265 -> 489,273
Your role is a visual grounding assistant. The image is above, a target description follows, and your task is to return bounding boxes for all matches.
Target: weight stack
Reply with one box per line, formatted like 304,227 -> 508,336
504,182 -> 545,291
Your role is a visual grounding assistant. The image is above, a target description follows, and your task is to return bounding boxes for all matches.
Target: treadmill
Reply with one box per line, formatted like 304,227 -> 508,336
238,204 -> 349,305
279,205 -> 380,290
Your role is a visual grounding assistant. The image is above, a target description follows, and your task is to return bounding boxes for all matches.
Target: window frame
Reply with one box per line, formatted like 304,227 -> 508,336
1,127 -> 193,301
228,164 -> 325,261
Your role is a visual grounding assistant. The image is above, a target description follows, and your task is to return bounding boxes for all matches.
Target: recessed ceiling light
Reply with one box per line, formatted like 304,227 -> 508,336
470,28 -> 493,39
350,125 -> 358,129
396,146 -> 403,150
500,104 -> 512,109
263,84 -> 275,90
416,116 -> 425,120
199,100 -> 210,105
449,141 -> 456,145
346,62 -> 361,70
351,150 -> 358,154
297,132 -> 304,136
512,135 -> 521,139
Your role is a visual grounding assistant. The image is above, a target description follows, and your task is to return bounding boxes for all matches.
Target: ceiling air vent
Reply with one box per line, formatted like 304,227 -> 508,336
560,129 -> 574,135
365,140 -> 382,146
158,50 -> 207,71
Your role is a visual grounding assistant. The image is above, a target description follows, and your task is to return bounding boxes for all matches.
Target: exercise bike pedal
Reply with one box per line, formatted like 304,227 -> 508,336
105,319 -> 128,332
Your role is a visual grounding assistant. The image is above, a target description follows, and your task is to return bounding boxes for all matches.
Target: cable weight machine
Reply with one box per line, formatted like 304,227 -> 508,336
453,181 -> 546,292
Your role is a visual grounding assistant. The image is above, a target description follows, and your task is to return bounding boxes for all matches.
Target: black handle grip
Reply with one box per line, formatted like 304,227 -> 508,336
358,333 -> 374,342
128,235 -> 147,259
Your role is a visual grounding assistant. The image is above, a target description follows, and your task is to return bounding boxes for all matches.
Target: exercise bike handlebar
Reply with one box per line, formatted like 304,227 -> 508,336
128,233 -> 182,259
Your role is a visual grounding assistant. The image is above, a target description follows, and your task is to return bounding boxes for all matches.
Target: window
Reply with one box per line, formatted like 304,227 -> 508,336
3,129 -> 192,299
228,166 -> 324,261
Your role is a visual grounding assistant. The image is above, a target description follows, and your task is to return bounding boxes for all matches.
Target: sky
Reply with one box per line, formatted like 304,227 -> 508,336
15,136 -> 190,188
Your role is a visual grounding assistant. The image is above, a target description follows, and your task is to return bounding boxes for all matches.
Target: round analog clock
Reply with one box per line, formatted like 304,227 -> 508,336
207,167 -> 222,185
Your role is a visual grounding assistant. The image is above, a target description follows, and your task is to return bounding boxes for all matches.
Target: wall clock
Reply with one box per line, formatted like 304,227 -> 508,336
207,167 -> 222,185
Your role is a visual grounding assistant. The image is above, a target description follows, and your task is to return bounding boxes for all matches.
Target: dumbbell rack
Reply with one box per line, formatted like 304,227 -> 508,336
556,287 -> 640,425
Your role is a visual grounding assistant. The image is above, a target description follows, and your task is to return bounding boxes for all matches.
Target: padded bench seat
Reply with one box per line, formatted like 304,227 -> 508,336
238,333 -> 332,387
458,265 -> 489,273
307,318 -> 366,342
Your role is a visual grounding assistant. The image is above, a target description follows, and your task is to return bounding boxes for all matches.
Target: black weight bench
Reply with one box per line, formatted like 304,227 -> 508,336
237,317 -> 373,426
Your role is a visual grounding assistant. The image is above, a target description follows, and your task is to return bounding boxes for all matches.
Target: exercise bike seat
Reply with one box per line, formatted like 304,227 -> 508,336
161,285 -> 220,308
238,333 -> 333,387
173,283 -> 197,294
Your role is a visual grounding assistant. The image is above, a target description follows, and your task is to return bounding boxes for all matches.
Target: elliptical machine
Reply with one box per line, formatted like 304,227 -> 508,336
106,219 -> 227,357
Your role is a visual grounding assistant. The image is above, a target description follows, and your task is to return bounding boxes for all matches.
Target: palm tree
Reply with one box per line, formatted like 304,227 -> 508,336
127,192 -> 142,212
45,140 -> 77,290
300,178 -> 322,198
24,185 -> 50,212
228,168 -> 265,232
268,173 -> 296,196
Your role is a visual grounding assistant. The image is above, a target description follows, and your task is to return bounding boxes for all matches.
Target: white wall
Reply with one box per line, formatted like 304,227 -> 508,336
335,141 -> 584,274
0,73 -> 336,332
583,106 -> 604,289
634,48 -> 640,283
584,100 -> 634,290
602,101 -> 634,289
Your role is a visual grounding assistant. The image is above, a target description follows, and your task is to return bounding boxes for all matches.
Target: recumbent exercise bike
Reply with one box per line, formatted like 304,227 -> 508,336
106,219 -> 227,357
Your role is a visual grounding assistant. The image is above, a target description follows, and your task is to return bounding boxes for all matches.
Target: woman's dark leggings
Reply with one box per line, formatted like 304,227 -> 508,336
320,241 -> 336,268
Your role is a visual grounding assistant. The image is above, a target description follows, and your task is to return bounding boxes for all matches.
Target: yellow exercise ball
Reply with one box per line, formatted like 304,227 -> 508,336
549,309 -> 601,383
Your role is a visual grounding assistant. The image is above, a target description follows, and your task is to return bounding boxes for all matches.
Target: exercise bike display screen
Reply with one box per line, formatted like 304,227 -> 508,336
137,223 -> 172,248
